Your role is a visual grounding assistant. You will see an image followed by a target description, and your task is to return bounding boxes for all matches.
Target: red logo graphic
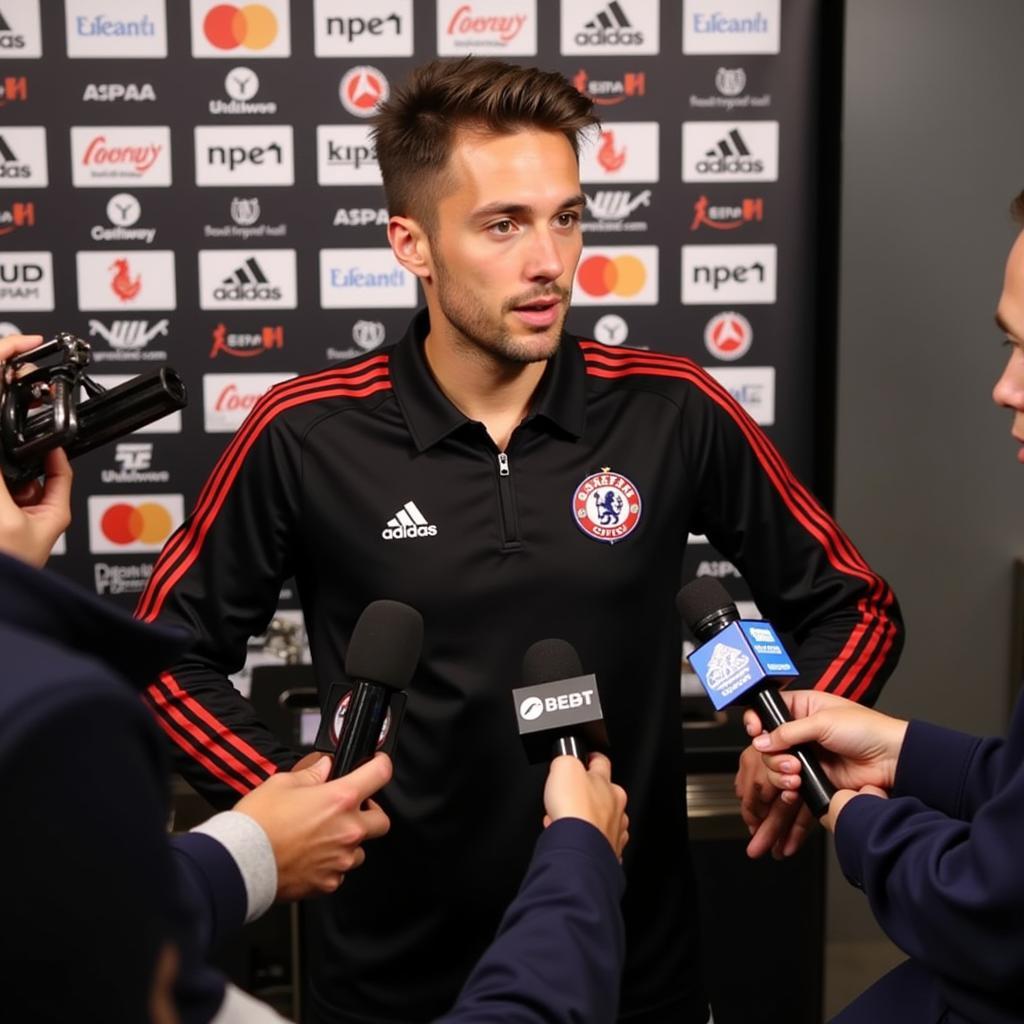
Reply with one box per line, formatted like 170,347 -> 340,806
577,253 -> 647,298
0,76 -> 28,107
83,135 -> 163,173
210,323 -> 284,358
690,195 -> 764,231
597,131 -> 626,172
339,66 -> 389,118
0,202 -> 35,237
213,383 -> 262,414
110,258 -> 142,303
101,501 -> 173,545
573,69 -> 645,106
704,312 -> 753,362
445,4 -> 527,43
203,4 -> 278,50
573,469 -> 642,544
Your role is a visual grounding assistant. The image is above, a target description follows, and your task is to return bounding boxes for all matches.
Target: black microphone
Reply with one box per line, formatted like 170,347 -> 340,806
676,578 -> 836,818
514,639 -> 608,764
330,600 -> 423,780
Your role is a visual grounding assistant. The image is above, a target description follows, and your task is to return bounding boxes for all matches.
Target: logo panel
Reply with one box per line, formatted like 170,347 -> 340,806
682,121 -> 778,182
87,320 -> 170,362
583,190 -> 651,234
682,244 -> 776,304
190,0 -> 290,57
338,65 -> 389,118
690,194 -> 764,231
319,248 -> 418,308
437,0 -> 537,56
705,365 -> 775,425
76,251 -> 176,311
203,371 -> 297,432
0,127 -> 48,187
209,322 -> 284,358
0,74 -> 28,106
91,373 -> 182,430
0,0 -> 43,58
579,122 -> 659,183
70,126 -> 172,187
194,125 -> 294,186
199,249 -> 297,310
573,246 -> 658,306
87,494 -> 184,553
317,125 -> 381,185
0,201 -> 36,237
314,0 -> 414,56
0,251 -> 53,311
210,66 -> 277,115
683,0 -> 780,54
65,0 -> 168,58
82,82 -> 158,102
704,311 -> 752,361
561,0 -> 659,55
573,68 -> 646,106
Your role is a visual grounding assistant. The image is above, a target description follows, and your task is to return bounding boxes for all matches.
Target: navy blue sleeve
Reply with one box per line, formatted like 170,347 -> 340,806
170,832 -> 248,953
436,818 -> 625,1024
892,719 -> 1004,820
834,768 -> 1024,993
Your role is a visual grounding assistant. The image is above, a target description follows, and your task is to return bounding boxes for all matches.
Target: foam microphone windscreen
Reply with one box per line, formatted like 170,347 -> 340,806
675,576 -> 735,635
522,638 -> 584,686
345,600 -> 424,689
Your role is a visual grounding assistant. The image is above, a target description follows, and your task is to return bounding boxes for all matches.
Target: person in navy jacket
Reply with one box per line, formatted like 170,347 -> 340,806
0,327 -> 629,1023
745,202 -> 1024,1023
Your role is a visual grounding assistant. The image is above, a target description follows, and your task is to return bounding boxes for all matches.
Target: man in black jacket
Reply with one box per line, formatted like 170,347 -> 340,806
139,58 -> 904,1023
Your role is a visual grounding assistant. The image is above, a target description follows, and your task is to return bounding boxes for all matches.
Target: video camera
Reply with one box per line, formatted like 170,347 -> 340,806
0,332 -> 187,487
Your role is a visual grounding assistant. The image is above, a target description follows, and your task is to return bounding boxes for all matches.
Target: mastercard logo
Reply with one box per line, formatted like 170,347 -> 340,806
203,4 -> 278,51
577,254 -> 647,297
88,495 -> 184,554
573,247 -> 658,306
101,502 -> 174,545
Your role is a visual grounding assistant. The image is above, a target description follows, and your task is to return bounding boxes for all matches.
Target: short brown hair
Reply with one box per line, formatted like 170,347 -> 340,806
1012,190 -> 1024,225
371,57 -> 597,229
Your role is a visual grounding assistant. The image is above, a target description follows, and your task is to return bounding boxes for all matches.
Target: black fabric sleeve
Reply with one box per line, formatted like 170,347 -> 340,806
683,374 -> 904,705
136,388 -> 307,808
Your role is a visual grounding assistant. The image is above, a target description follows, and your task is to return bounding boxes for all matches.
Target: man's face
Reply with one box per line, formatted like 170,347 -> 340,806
426,128 -> 585,364
993,229 -> 1024,463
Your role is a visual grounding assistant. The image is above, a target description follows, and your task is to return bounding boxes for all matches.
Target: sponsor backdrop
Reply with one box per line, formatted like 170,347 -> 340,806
1,0 -> 831,681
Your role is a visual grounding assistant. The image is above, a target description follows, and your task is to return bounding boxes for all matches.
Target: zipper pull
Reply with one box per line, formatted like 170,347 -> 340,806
497,452 -> 510,477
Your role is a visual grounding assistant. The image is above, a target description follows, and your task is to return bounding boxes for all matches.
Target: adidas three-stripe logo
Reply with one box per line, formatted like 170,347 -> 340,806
381,500 -> 438,540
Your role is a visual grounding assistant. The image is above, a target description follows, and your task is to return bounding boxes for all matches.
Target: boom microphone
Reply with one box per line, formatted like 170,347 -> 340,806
676,578 -> 836,818
330,600 -> 423,780
514,639 -> 608,764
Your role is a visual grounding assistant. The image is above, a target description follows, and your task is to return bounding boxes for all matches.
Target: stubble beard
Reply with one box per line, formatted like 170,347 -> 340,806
434,255 -> 569,367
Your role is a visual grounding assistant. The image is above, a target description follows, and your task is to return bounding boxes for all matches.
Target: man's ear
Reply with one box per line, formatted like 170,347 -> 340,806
388,216 -> 433,282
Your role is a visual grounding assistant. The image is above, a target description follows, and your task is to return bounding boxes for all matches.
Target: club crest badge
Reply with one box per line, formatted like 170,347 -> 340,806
572,468 -> 642,544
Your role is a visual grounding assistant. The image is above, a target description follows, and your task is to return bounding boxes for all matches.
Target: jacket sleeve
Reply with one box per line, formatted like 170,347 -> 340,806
436,819 -> 625,1024
135,384 -> 307,807
684,373 -> 903,705
833,760 -> 1024,993
892,718 -> 1005,820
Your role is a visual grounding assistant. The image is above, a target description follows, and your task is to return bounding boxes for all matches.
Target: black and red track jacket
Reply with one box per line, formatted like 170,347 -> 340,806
137,309 -> 903,1024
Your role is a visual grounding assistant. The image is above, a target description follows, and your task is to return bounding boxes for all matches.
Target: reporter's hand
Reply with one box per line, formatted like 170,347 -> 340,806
0,334 -> 72,567
743,690 -> 908,797
543,752 -> 629,859
823,784 -> 888,833
735,745 -> 816,860
234,753 -> 392,901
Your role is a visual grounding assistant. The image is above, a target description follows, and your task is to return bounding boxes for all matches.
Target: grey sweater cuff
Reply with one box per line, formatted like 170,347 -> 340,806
192,811 -> 277,923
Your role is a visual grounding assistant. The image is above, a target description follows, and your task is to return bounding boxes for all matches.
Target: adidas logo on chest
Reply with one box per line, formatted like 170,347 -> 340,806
382,500 -> 437,540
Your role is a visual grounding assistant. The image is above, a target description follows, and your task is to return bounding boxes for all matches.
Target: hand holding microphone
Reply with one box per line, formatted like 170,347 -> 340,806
677,578 -> 837,819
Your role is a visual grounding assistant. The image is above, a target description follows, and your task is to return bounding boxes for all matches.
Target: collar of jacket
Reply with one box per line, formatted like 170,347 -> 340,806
387,308 -> 588,452
0,551 -> 192,691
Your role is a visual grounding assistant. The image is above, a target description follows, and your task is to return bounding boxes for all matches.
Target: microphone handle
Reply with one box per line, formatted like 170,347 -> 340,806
552,733 -> 587,763
330,679 -> 389,780
752,687 -> 837,818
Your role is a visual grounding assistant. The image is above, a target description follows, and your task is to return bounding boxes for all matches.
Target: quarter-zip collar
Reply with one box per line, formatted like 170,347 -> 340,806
388,309 -> 587,452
